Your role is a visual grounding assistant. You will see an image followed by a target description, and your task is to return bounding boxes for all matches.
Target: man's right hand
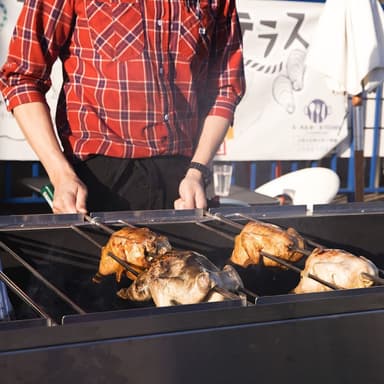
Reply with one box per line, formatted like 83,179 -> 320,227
12,102 -> 88,214
51,174 -> 88,214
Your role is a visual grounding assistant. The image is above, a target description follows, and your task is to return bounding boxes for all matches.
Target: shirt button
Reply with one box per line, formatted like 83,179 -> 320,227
164,114 -> 169,121
157,20 -> 162,27
159,66 -> 164,75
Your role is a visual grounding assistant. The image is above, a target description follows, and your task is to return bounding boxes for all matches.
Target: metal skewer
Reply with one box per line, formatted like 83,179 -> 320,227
116,219 -> 136,228
195,221 -> 235,241
106,251 -> 139,277
289,246 -> 312,257
212,286 -> 245,301
361,272 -> 384,285
0,270 -> 57,325
0,241 -> 86,315
204,211 -> 245,230
84,215 -> 116,234
238,286 -> 259,300
259,251 -> 342,290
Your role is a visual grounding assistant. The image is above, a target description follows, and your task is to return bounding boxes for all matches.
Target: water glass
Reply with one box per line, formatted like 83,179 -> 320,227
213,163 -> 233,196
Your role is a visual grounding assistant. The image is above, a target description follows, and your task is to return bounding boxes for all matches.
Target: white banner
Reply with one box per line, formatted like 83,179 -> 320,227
216,0 -> 349,161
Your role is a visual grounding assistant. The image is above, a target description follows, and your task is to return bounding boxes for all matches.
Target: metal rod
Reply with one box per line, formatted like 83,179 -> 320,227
238,286 -> 259,300
233,213 -> 265,223
107,252 -> 139,277
71,225 -> 104,249
195,222 -> 235,241
260,251 -> 341,290
304,239 -> 325,250
259,251 -> 303,274
84,214 -> 115,234
117,220 -> 136,228
361,272 -> 384,285
351,94 -> 365,202
212,286 -> 242,301
0,270 -> 57,325
289,246 -> 312,257
0,241 -> 86,315
204,211 -> 244,230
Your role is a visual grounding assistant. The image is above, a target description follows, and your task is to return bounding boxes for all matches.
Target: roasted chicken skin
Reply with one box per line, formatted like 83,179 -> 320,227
230,221 -> 305,268
93,227 -> 172,282
117,250 -> 244,307
294,248 -> 379,294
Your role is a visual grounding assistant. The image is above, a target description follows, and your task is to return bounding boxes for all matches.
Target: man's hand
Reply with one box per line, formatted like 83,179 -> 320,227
12,102 -> 88,214
174,115 -> 231,209
51,173 -> 88,214
174,169 -> 207,210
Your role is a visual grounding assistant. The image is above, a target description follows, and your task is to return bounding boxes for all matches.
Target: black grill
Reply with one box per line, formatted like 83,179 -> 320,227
1,203 -> 384,384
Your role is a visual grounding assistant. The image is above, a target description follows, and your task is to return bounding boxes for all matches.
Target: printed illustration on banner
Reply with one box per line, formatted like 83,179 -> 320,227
217,0 -> 348,161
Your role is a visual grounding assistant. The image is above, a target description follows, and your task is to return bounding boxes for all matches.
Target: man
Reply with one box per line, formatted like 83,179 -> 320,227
0,0 -> 245,213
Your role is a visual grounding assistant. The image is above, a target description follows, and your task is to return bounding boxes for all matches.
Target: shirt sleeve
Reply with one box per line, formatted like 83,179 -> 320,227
0,0 -> 74,111
205,0 -> 246,121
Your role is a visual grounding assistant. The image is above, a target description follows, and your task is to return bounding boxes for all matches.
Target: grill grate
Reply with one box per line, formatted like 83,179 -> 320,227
1,207 -> 384,325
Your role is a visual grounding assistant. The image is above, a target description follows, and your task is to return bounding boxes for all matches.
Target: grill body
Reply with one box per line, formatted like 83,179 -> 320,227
1,203 -> 384,384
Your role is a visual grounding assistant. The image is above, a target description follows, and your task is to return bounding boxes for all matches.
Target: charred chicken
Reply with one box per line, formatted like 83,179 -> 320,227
93,227 -> 172,282
117,250 -> 244,307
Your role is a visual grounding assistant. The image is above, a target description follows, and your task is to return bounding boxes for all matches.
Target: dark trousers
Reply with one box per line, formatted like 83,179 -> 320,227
73,155 -> 191,212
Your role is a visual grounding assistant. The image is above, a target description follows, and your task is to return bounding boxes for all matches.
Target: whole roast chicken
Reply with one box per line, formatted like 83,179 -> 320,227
294,248 -> 379,294
117,250 -> 244,307
93,227 -> 172,282
230,221 -> 305,268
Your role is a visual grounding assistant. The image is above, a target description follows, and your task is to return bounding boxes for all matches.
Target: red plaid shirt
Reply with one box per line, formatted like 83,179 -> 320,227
0,0 -> 245,160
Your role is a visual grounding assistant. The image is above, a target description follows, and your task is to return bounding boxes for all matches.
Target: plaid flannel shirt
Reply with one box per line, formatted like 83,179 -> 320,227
0,0 -> 245,159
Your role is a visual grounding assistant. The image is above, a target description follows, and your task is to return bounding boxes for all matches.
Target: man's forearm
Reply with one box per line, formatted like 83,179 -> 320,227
190,115 -> 231,167
13,101 -> 88,213
12,102 -> 76,183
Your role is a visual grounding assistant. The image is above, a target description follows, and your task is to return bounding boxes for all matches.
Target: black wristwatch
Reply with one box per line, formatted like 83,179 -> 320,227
188,161 -> 212,187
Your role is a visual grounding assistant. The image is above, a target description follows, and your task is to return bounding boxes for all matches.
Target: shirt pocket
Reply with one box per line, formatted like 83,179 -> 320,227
85,0 -> 144,61
177,1 -> 215,62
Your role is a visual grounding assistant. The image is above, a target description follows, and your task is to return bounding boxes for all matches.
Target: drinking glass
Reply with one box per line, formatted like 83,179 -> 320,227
213,163 -> 233,196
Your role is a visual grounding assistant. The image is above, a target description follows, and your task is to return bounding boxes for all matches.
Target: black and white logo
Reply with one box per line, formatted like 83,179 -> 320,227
305,99 -> 329,123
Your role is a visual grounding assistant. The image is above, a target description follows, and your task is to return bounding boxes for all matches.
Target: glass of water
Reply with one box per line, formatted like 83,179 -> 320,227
213,163 -> 233,196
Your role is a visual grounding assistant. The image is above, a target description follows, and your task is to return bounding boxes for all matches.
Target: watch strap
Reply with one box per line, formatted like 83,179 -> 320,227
188,161 -> 212,186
